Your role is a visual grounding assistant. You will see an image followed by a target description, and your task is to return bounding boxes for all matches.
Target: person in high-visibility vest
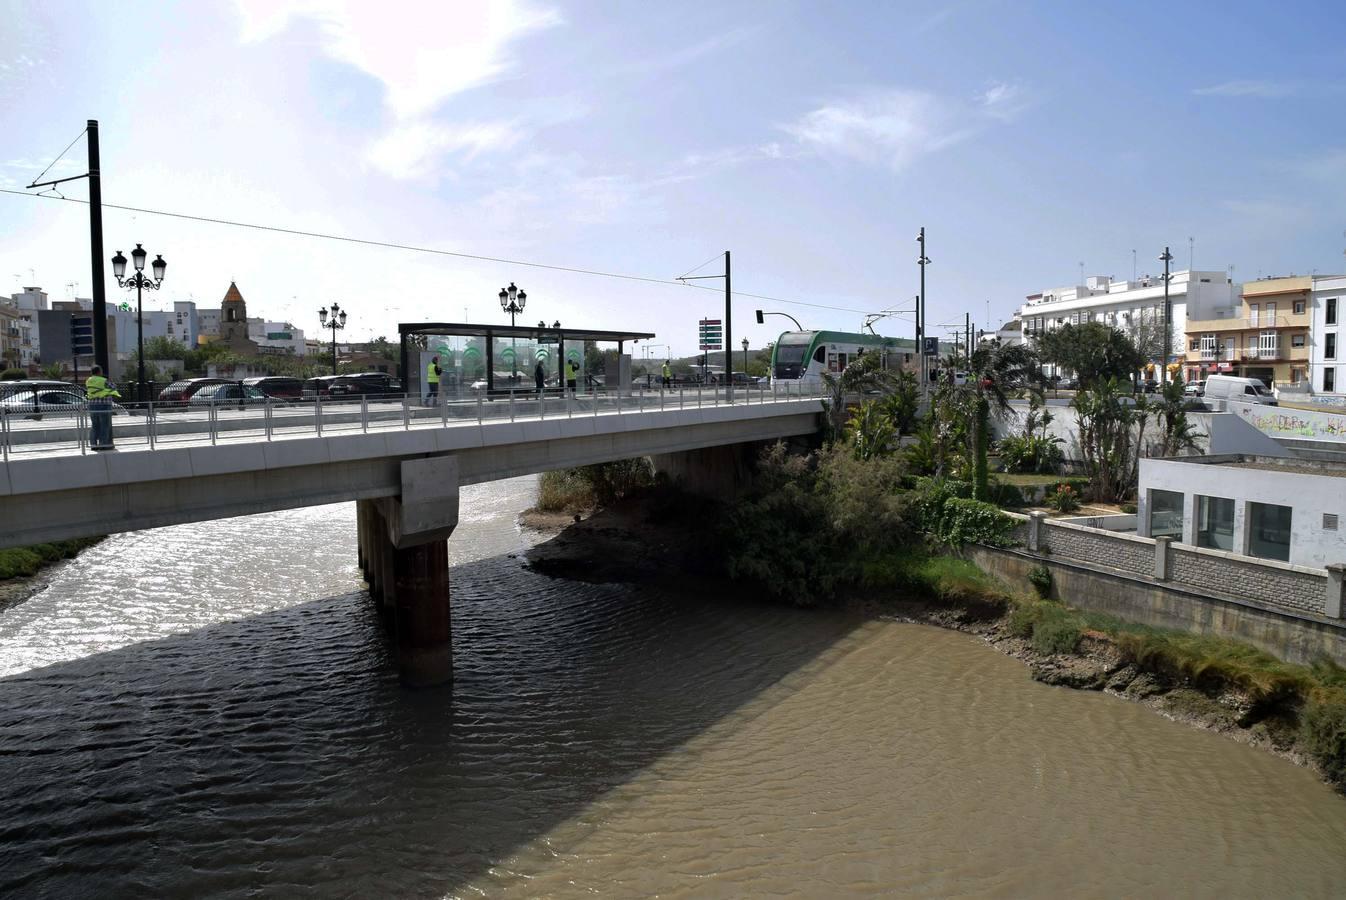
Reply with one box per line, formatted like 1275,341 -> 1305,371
566,360 -> 579,395
426,355 -> 442,406
85,365 -> 121,451
661,360 -> 672,389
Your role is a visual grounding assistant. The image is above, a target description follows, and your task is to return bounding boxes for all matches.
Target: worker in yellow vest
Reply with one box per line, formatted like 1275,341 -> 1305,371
661,360 -> 672,389
426,355 -> 441,406
85,365 -> 121,451
566,359 -> 579,395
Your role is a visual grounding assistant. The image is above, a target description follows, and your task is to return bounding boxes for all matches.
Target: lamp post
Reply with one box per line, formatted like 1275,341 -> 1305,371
917,228 -> 930,389
498,282 -> 527,326
318,302 -> 347,375
110,244 -> 166,402
1159,246 -> 1174,385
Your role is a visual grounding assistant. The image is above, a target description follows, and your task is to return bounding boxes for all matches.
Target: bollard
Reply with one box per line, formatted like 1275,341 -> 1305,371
1153,535 -> 1172,581
1027,511 -> 1047,553
1327,564 -> 1345,619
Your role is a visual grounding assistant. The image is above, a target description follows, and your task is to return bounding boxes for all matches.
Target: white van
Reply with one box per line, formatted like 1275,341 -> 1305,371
1203,374 -> 1278,406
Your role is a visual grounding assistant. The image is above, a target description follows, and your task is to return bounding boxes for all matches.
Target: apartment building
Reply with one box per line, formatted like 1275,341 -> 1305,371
1184,275 -> 1311,387
1311,274 -> 1346,395
1019,270 -> 1237,379
0,303 -> 21,369
8,286 -> 47,366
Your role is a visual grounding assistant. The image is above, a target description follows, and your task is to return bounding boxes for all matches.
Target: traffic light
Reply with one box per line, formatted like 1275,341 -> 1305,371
755,309 -> 764,324
70,314 -> 94,357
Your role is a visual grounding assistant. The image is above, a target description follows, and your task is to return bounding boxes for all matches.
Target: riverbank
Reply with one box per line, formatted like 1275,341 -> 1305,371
0,538 -> 103,612
520,490 -> 1340,793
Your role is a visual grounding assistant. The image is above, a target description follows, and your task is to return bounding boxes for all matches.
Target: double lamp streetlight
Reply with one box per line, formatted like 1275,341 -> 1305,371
111,243 -> 166,402
318,302 -> 348,376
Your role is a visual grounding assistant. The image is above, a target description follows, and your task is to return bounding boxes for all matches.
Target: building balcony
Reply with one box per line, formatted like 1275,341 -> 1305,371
1186,314 -> 1306,332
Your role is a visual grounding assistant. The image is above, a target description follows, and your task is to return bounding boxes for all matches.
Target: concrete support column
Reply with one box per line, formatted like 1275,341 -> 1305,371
393,540 -> 453,688
1327,564 -> 1345,619
1027,512 -> 1047,553
1154,535 -> 1172,581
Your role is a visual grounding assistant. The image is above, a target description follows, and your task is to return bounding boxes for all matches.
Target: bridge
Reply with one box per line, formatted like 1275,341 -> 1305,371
1,386 -> 825,685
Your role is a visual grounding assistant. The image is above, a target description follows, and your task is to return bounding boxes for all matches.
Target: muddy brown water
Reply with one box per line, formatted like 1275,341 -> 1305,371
2,477 -> 1345,897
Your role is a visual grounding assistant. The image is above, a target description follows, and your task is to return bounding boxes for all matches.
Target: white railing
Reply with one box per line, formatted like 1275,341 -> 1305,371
0,381 -> 829,461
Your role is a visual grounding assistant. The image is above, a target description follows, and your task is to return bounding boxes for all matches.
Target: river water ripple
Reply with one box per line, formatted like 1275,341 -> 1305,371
2,477 -> 1345,897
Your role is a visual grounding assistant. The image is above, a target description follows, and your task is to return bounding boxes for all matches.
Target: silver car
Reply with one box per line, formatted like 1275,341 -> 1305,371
0,388 -> 130,419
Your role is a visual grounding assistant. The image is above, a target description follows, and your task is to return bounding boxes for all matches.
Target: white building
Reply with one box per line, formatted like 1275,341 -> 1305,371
8,286 -> 47,366
198,308 -> 221,342
82,298 -> 200,354
1018,270 -> 1239,378
980,319 -> 1022,346
1139,454 -> 1346,570
248,318 -> 307,355
1310,274 -> 1346,397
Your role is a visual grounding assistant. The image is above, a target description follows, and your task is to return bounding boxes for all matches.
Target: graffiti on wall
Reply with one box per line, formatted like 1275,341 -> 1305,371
1237,405 -> 1346,439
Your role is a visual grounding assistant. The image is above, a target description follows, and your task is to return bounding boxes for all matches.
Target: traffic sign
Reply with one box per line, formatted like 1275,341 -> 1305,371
922,336 -> 940,356
697,317 -> 722,350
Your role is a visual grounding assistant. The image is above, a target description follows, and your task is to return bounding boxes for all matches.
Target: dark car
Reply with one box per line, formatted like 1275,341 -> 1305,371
326,373 -> 402,398
156,377 -> 233,407
188,383 -> 269,407
243,376 -> 304,400
302,375 -> 342,399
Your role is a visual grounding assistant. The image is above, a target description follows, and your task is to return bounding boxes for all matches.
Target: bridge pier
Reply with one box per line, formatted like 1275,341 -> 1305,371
651,441 -> 771,498
357,458 -> 461,687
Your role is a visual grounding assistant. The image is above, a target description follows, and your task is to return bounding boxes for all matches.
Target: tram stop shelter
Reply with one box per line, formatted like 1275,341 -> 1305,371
399,322 -> 656,403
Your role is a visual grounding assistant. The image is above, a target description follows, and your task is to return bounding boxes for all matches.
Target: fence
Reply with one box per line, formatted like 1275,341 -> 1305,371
1010,510 -> 1342,620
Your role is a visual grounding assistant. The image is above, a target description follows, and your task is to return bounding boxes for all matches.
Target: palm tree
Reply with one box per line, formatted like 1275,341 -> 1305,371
819,352 -> 900,440
945,342 -> 1045,500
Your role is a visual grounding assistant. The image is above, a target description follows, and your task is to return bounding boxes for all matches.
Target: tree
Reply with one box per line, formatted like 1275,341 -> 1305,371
1037,322 -> 1145,387
845,399 -> 897,460
820,352 -> 899,439
1151,379 -> 1203,457
1071,378 -> 1152,502
958,342 -> 1045,500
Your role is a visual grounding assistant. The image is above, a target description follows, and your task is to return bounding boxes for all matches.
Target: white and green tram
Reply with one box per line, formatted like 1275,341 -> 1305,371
770,330 -> 916,386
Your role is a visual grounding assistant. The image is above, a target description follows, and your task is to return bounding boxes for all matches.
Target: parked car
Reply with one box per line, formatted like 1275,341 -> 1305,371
1203,374 -> 1277,406
327,372 -> 402,398
188,383 -> 269,407
0,389 -> 128,419
0,379 -> 85,401
302,375 -> 342,399
1184,379 -> 1205,397
243,376 -> 304,400
1139,378 -> 1159,394
156,377 -> 233,407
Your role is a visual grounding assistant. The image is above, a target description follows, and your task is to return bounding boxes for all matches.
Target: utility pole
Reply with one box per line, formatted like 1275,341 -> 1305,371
724,250 -> 732,401
87,120 -> 109,375
1160,246 -> 1174,385
917,227 -> 929,388
965,313 -> 971,366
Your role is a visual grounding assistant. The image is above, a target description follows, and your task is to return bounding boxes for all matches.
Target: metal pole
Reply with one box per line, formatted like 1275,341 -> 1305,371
918,227 -> 927,391
331,321 -> 338,376
88,120 -> 110,376
724,249 -> 732,403
1162,245 -> 1173,385
136,275 -> 145,403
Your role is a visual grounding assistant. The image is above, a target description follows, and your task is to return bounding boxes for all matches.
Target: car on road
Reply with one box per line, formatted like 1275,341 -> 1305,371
157,377 -> 234,407
1139,378 -> 1160,394
328,372 -> 402,398
188,383 -> 269,407
1184,379 -> 1205,397
0,379 -> 86,401
243,376 -> 304,400
0,389 -> 129,419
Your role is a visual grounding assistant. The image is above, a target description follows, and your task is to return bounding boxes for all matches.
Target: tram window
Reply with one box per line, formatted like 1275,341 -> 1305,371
813,346 -> 826,363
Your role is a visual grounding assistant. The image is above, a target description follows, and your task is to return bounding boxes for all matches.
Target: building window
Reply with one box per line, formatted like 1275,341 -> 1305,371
1196,495 -> 1235,551
1327,368 -> 1337,392
1247,502 -> 1292,562
1149,490 -> 1184,540
1329,298 -> 1338,326
1292,334 -> 1306,348
1294,300 -> 1306,315
1249,303 -> 1259,327
1328,334 -> 1337,360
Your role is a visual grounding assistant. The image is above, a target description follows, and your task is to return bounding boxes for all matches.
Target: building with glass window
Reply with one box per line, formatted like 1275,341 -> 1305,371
1310,274 -> 1346,397
1018,270 -> 1237,381
1138,454 -> 1346,569
1184,275 -> 1311,388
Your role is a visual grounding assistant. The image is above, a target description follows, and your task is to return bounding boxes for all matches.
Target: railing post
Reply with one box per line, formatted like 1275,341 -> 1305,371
360,395 -> 368,433
509,393 -> 515,422
315,393 -> 324,437
209,403 -> 219,446
77,408 -> 87,455
148,401 -> 157,449
0,408 -> 8,462
1327,564 -> 1345,619
477,395 -> 484,425
440,393 -> 448,428
264,398 -> 273,441
1153,535 -> 1172,581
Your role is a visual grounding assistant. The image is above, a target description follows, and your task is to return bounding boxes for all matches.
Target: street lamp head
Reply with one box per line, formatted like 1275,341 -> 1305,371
516,289 -> 526,310
552,320 -> 560,328
111,250 -> 127,279
338,309 -> 347,327
507,282 -> 518,303
131,244 -> 147,272
498,288 -> 508,309
1159,248 -> 1174,263
152,254 -> 166,284
319,306 -> 328,325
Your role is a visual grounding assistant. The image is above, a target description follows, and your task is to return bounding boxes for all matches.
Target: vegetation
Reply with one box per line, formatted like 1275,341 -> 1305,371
845,399 -> 897,461
0,538 -> 102,580
1027,564 -> 1053,597
997,396 -> 1064,475
820,352 -> 900,439
1072,378 -> 1152,502
0,368 -> 26,381
1150,379 -> 1204,457
537,458 -> 655,513
1046,483 -> 1081,513
1036,322 -> 1146,387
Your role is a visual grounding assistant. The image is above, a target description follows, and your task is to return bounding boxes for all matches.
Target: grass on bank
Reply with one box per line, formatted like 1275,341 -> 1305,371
0,537 -> 102,580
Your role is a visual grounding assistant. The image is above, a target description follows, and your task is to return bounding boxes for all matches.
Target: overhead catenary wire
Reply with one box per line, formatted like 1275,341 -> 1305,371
26,128 -> 87,188
0,188 -> 874,315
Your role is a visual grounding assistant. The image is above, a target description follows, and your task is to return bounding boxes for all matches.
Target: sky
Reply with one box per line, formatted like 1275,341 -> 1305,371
2,0 -> 1345,357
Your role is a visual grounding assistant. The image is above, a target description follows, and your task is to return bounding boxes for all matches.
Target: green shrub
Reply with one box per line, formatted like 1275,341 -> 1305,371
1301,689 -> 1346,786
1120,502 -> 1138,515
1047,483 -> 1081,513
536,458 -> 654,512
0,547 -> 43,579
1007,599 -> 1045,637
1032,610 -> 1083,655
998,433 -> 1064,474
1027,564 -> 1053,598
1114,630 -> 1312,703
988,481 -> 1026,508
909,555 -> 1008,606
0,368 -> 26,381
934,497 -> 1016,547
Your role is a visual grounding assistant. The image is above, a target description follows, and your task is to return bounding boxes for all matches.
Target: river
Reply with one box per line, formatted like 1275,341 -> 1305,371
2,477 -> 1346,898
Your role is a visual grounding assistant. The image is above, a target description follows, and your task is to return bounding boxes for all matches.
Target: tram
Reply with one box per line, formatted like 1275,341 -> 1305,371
769,330 -> 916,386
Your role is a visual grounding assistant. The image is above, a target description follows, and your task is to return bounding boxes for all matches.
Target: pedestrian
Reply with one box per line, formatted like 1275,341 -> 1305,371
661,359 -> 672,389
534,359 -> 545,395
566,359 -> 579,395
85,365 -> 120,451
426,355 -> 442,406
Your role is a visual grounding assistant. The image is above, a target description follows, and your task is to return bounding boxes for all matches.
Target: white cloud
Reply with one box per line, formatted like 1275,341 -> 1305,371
367,120 -> 525,179
1192,79 -> 1295,98
979,80 -> 1030,120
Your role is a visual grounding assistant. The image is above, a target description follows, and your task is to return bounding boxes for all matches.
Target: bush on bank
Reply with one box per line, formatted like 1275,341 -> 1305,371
0,537 -> 102,580
537,458 -> 654,513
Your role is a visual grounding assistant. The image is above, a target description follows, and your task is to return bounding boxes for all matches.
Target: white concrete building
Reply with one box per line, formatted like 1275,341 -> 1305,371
1018,270 -> 1239,379
8,286 -> 47,366
1310,274 -> 1346,397
248,318 -> 307,355
80,298 -> 200,354
980,318 -> 1022,346
1139,454 -> 1346,570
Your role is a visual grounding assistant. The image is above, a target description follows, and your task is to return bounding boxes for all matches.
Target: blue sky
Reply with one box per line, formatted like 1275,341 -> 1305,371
2,0 -> 1344,356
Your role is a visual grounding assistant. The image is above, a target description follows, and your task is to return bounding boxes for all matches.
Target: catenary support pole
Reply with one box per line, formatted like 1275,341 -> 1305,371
87,120 -> 110,375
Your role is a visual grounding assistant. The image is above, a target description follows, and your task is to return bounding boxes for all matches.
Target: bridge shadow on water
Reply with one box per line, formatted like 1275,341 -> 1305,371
0,550 -> 861,898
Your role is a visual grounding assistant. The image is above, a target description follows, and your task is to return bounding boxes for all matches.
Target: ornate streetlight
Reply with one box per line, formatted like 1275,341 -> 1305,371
1159,246 -> 1174,385
318,302 -> 347,375
498,282 -> 527,326
111,243 -> 166,402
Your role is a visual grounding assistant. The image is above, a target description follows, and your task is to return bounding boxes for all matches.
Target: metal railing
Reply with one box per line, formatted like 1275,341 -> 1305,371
0,381 -> 829,461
